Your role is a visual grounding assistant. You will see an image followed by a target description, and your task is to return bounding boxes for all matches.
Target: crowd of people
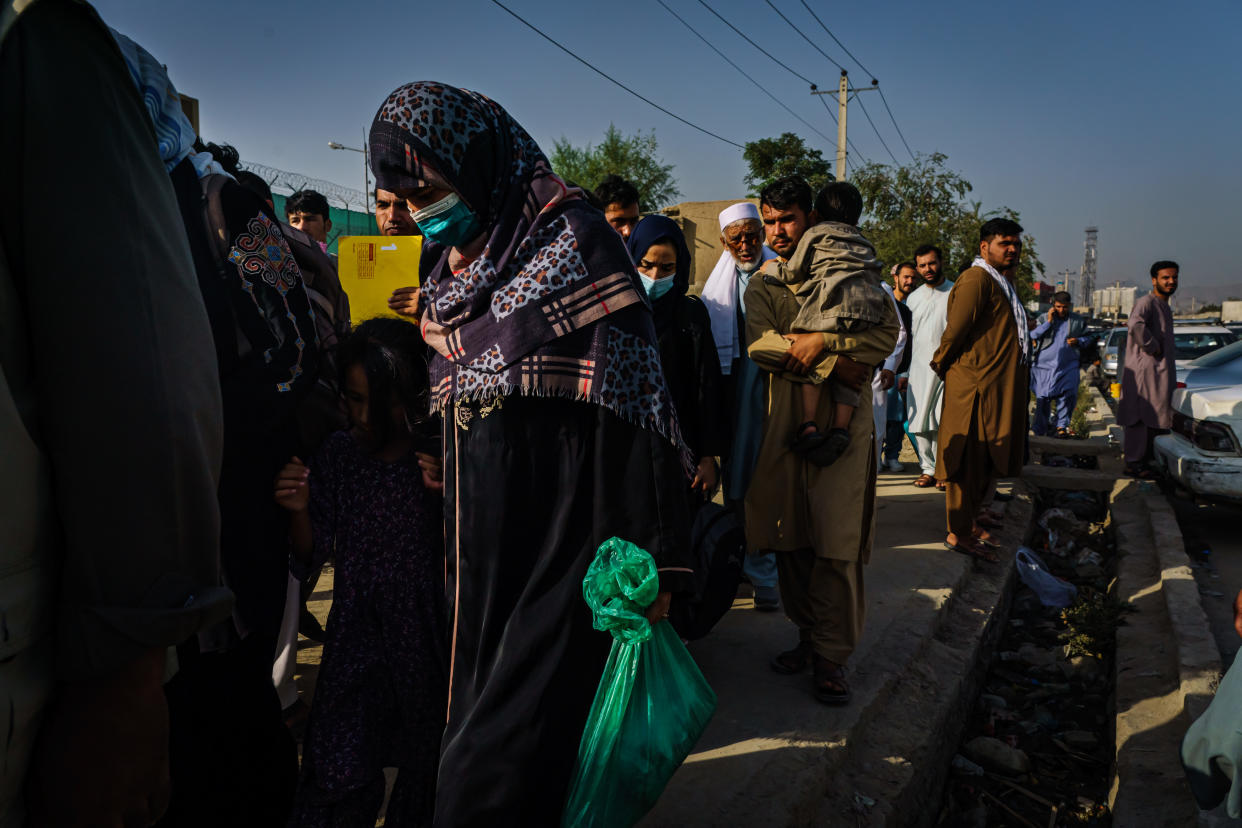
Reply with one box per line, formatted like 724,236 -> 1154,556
2,3 -> 1189,826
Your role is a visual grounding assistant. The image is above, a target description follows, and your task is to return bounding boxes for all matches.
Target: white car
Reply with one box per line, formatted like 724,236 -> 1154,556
1154,384 -> 1242,503
1101,324 -> 1236,380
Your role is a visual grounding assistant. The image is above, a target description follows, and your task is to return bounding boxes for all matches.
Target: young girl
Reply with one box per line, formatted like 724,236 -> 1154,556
274,317 -> 446,827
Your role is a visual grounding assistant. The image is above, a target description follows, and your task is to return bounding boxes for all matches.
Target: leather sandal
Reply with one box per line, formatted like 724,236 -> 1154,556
791,422 -> 825,455
914,474 -> 936,488
807,427 -> 850,467
812,655 -> 852,705
944,538 -> 999,563
770,640 -> 813,674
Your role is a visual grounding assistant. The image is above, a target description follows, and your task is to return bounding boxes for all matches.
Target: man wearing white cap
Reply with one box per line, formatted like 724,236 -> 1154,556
701,202 -> 779,610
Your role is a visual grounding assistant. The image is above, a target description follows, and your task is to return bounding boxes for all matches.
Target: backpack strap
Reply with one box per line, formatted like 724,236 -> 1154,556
199,174 -> 232,275
198,174 -> 253,358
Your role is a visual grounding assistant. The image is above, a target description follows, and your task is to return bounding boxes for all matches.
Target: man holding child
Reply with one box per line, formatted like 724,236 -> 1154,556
744,177 -> 898,704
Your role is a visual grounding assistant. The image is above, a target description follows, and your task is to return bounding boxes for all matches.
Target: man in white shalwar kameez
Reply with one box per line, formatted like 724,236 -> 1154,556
906,244 -> 954,487
701,202 -> 779,609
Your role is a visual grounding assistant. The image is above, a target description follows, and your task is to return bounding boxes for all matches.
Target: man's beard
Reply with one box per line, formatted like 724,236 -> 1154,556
735,256 -> 763,273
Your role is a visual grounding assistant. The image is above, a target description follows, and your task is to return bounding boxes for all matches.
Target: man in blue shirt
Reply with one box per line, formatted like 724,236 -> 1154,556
1029,291 -> 1093,437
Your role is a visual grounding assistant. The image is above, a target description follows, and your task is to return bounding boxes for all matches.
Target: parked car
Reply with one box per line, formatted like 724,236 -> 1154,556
1101,327 -> 1126,378
1154,383 -> 1242,503
1171,325 -> 1237,365
1177,340 -> 1242,389
1103,325 -> 1236,380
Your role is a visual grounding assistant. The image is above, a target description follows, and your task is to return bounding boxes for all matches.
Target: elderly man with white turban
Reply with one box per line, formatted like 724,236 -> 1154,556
701,202 -> 779,610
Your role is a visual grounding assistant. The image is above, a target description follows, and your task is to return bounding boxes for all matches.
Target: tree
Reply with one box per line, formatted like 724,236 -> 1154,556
852,153 -> 1045,301
742,133 -> 833,196
549,125 -> 680,210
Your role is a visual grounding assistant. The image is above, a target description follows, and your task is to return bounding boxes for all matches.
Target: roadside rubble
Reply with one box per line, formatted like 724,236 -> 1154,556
937,476 -> 1126,827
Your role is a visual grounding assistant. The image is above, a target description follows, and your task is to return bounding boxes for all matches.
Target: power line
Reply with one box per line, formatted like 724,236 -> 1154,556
696,0 -> 816,87
763,0 -> 845,73
798,0 -> 875,79
656,0 -> 834,146
799,0 -> 916,162
853,93 -> 898,164
490,0 -> 743,149
877,86 -> 915,160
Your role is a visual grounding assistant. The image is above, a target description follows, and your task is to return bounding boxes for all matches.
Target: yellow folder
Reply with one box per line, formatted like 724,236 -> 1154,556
336,235 -> 423,324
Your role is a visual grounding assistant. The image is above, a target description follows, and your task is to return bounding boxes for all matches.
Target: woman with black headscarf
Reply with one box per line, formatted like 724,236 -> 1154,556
627,215 -> 728,498
368,82 -> 693,825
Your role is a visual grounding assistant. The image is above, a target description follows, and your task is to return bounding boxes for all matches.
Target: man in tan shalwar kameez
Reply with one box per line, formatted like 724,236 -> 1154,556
744,176 -> 898,704
932,219 -> 1031,560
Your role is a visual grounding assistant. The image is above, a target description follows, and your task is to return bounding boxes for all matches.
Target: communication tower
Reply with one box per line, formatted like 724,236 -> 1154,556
1082,226 -> 1098,307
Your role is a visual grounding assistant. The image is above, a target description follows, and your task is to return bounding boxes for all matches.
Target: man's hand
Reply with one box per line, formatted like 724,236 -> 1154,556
387,286 -> 421,319
274,457 -> 309,512
27,648 -> 171,827
1047,309 -> 1055,322
645,591 -> 673,626
833,355 -> 872,391
1066,337 -> 1079,346
781,333 -> 826,376
878,369 -> 896,391
898,376 -> 908,393
416,451 -> 444,493
691,457 -> 719,496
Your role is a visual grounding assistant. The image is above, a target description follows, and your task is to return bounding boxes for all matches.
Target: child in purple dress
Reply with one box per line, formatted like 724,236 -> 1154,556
275,318 -> 446,827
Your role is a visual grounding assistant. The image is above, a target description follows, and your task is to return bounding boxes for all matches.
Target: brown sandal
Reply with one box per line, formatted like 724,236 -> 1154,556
770,641 -> 813,674
944,538 -> 999,563
914,474 -> 936,488
812,655 -> 852,704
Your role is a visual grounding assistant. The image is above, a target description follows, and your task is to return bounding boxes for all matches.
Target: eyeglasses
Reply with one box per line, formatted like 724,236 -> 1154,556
638,259 -> 677,275
724,232 -> 761,248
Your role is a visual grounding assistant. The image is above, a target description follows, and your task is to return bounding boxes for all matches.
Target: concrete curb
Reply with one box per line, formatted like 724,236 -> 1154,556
1146,496 -> 1223,722
1109,479 -> 1221,825
814,489 -> 1033,826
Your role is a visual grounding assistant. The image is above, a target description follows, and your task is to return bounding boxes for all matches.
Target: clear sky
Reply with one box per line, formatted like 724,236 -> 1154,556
95,0 -> 1242,298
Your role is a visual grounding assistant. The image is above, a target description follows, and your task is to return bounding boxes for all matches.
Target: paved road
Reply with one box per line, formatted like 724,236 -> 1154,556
1173,497 -> 1242,668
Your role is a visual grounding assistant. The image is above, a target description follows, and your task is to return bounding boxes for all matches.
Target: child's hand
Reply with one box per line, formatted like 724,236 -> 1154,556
274,457 -> 310,512
416,451 -> 444,493
388,286 -> 421,319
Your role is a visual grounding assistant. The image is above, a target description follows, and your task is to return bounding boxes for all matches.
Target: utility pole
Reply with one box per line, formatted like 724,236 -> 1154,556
836,72 -> 848,182
811,70 -> 878,181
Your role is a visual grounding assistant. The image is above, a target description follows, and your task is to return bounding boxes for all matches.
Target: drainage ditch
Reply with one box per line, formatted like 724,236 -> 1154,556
936,471 -> 1126,826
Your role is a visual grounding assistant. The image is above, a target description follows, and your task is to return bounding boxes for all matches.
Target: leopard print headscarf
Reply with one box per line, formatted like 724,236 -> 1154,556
368,82 -> 691,472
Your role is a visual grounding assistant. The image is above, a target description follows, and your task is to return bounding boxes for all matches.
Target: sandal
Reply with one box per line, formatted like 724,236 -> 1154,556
791,422 -> 825,455
944,539 -> 999,563
807,427 -> 850,467
936,481 -> 946,490
914,474 -> 936,488
976,513 -> 1004,529
770,640 -> 813,674
812,655 -> 852,704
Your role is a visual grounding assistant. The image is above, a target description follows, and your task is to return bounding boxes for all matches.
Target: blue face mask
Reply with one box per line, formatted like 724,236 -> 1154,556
410,192 -> 483,248
639,272 -> 676,300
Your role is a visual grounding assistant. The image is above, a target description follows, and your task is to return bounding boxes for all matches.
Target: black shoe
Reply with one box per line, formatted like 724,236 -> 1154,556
807,428 -> 850,467
299,607 -> 326,642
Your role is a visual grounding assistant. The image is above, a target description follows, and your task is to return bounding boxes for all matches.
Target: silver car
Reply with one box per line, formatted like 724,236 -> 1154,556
1178,339 -> 1242,389
1101,327 -> 1126,379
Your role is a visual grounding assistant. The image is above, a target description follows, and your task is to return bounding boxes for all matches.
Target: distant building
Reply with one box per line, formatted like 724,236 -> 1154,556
1092,283 -> 1148,318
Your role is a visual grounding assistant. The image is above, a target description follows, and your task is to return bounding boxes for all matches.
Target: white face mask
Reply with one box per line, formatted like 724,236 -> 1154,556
408,191 -> 461,223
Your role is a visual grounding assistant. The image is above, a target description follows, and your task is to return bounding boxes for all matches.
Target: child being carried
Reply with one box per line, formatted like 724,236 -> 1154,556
760,181 -> 895,467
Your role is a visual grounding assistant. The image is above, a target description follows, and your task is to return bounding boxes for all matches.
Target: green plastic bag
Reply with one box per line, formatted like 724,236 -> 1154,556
562,537 -> 717,828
